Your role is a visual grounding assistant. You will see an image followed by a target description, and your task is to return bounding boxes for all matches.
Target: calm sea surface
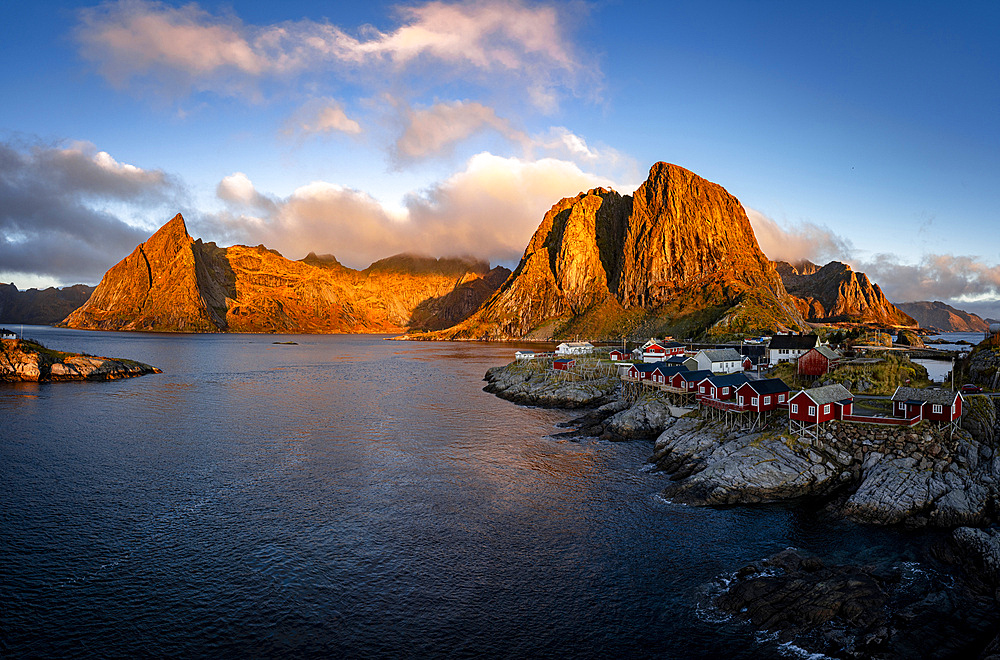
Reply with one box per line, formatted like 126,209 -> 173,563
0,327 -> 954,658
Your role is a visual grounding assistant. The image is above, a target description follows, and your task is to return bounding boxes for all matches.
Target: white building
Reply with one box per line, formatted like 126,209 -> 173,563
555,341 -> 594,356
685,348 -> 743,374
515,351 -> 536,361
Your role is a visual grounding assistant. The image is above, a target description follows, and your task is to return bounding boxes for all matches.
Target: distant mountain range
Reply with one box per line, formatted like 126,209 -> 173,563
62,214 -> 509,333
895,301 -> 991,332
0,283 -> 95,325
16,162 -> 981,339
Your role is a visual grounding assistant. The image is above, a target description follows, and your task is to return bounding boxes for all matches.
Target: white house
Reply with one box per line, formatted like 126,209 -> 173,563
555,341 -> 594,356
767,334 -> 821,365
515,351 -> 536,361
1,328 -> 16,339
686,348 -> 743,374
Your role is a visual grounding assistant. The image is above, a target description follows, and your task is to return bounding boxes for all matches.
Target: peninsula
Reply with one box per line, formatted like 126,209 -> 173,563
0,335 -> 159,382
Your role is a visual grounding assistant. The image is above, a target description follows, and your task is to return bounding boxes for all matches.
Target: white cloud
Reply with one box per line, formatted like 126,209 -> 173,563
283,99 -> 362,137
76,0 -> 590,108
0,139 -> 180,284
393,100 -> 526,162
206,152 -> 616,268
745,208 -> 853,265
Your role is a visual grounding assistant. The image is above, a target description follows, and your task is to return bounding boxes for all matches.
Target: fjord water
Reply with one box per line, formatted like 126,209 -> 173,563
1,328 -> 942,658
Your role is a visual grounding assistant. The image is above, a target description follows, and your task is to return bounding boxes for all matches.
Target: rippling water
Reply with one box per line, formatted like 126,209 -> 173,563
1,328 -> 951,658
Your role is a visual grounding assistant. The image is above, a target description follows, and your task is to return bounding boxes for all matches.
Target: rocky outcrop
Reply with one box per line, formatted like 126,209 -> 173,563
897,300 -> 991,332
0,338 -> 159,381
62,214 -> 509,333
712,547 -> 997,659
438,163 -> 808,340
968,345 -> 1000,391
482,363 -> 619,409
776,260 -> 916,326
895,328 -> 925,347
651,417 -> 999,527
0,283 -> 95,325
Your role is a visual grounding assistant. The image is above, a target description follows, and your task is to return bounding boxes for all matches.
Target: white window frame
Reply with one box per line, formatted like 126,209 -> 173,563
824,404 -> 831,415
791,403 -> 798,414
751,397 -> 759,406
778,394 -> 785,403
933,404 -> 942,414
722,387 -> 729,396
808,405 -> 816,416
763,396 -> 771,405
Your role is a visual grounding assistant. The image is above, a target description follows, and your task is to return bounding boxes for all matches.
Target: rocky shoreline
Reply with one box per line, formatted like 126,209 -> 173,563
0,337 -> 160,382
484,360 -> 1000,658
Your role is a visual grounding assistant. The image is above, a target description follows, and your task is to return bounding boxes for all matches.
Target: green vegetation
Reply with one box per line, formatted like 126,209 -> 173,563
767,352 -> 930,395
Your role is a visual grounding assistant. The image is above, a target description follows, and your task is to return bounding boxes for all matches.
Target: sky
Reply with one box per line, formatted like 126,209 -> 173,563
1,0 -> 998,319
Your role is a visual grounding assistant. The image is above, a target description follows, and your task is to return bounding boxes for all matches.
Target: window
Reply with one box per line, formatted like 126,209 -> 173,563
824,404 -> 831,415
763,396 -> 771,405
751,397 -> 759,406
722,387 -> 729,395
791,404 -> 798,414
738,396 -> 744,405
778,394 -> 785,403
933,404 -> 942,414
808,406 -> 816,416
700,386 -> 706,394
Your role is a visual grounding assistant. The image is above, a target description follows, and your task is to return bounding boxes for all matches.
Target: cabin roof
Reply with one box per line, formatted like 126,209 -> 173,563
811,345 -> 842,361
794,383 -> 854,406
705,372 -> 751,388
677,369 -> 713,382
890,386 -> 960,406
741,378 -> 792,395
700,348 -> 743,362
769,334 -> 820,350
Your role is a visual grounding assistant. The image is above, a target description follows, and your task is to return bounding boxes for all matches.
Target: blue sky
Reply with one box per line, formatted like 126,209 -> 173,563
1,0 -> 998,318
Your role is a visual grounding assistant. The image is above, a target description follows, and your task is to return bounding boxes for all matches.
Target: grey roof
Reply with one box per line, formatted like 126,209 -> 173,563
700,348 -> 742,362
813,345 -> 842,361
769,334 -> 820,350
891,386 -> 961,406
797,383 -> 854,405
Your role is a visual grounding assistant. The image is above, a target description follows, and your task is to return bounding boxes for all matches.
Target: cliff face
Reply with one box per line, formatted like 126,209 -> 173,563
63,214 -> 510,333
0,283 -> 95,325
776,260 -> 916,327
896,301 -> 990,332
438,162 -> 808,340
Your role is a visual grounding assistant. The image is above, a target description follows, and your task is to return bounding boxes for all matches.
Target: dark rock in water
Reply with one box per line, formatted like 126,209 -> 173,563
713,547 -> 999,659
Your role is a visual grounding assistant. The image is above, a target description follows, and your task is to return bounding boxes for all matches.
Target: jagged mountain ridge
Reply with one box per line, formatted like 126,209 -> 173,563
62,214 -> 509,333
432,162 -> 809,340
0,283 -> 96,325
895,301 -> 990,332
775,260 -> 916,327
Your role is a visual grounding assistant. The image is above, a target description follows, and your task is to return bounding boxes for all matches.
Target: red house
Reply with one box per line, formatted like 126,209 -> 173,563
609,349 -> 628,361
788,384 -> 854,438
797,345 -> 843,377
671,370 -> 712,392
642,340 -> 686,362
890,386 -> 963,431
735,378 -> 792,412
553,359 -> 575,371
627,362 -> 686,384
697,373 -> 750,402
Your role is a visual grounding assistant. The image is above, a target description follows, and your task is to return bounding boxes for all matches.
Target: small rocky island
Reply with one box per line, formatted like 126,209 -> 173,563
0,336 -> 160,382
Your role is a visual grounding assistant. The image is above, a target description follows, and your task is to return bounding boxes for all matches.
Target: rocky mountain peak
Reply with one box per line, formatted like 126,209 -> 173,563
438,162 -> 808,340
777,260 -> 915,326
